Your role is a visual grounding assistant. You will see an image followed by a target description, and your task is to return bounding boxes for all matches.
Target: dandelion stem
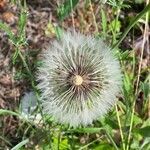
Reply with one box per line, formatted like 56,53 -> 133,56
115,104 -> 125,150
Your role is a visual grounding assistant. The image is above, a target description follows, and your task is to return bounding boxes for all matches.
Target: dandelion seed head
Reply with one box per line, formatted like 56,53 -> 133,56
37,31 -> 122,127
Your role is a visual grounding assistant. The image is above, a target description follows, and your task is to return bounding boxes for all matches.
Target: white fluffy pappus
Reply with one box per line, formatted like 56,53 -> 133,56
37,31 -> 122,127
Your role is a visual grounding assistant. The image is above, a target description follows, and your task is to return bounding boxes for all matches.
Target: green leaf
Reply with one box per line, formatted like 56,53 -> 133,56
133,115 -> 143,125
55,26 -> 64,39
140,82 -> 150,99
101,9 -> 107,35
123,72 -> 134,97
68,127 -> 103,133
57,0 -> 79,21
142,118 -> 150,127
93,143 -> 116,150
120,50 -> 130,60
0,22 -> 15,42
134,126 -> 150,137
109,20 -> 121,33
130,140 -> 140,150
58,139 -> 69,150
18,9 -> 27,38
17,1 -> 27,45
135,0 -> 144,4
103,117 -> 119,130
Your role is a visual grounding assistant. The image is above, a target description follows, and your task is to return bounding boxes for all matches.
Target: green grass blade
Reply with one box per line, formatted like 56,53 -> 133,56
18,1 -> 27,39
0,109 -> 20,117
0,109 -> 30,123
0,22 -> 15,42
11,139 -> 29,150
112,3 -> 150,49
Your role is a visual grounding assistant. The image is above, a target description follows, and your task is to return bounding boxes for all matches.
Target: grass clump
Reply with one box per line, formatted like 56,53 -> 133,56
0,0 -> 150,149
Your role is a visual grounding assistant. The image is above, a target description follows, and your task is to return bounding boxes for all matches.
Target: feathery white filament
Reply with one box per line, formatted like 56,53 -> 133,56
37,31 -> 122,127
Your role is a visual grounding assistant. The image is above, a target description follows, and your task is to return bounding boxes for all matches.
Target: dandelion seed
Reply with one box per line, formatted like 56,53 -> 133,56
37,31 -> 122,127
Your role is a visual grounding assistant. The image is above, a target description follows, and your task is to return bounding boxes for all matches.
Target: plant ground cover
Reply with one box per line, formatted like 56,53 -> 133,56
0,0 -> 150,149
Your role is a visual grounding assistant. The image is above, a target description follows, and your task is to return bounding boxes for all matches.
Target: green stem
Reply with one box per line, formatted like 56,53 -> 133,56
18,48 -> 46,127
18,49 -> 33,80
105,130 -> 119,150
112,3 -> 150,49
115,104 -> 125,150
100,120 -> 119,150
126,2 -> 149,150
112,0 -> 124,45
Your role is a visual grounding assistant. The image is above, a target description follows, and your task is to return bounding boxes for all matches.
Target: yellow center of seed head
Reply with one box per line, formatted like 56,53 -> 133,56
73,75 -> 83,86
